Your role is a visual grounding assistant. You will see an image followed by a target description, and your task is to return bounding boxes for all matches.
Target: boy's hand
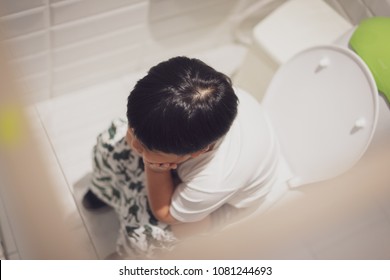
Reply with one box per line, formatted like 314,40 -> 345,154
144,161 -> 177,173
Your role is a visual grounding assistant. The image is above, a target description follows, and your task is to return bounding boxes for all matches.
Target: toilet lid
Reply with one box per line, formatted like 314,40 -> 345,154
263,45 -> 378,187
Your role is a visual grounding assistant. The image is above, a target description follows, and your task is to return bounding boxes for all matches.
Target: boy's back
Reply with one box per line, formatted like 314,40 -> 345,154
171,88 -> 279,224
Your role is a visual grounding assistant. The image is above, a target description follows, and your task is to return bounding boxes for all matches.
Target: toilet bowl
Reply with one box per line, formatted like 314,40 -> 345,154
240,43 -> 385,220
246,34 -> 390,216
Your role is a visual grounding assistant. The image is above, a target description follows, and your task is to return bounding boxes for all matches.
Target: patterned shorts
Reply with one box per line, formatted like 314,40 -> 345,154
90,119 -> 177,258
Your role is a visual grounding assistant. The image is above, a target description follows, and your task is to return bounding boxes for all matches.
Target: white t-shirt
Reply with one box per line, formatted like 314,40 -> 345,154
170,88 -> 279,223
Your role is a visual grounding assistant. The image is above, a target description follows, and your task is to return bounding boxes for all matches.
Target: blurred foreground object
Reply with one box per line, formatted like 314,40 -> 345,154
161,142 -> 390,259
350,17 -> 390,102
0,38 -> 86,259
0,103 -> 23,148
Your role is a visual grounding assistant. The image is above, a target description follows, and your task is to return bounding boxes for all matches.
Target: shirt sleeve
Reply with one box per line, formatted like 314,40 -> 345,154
209,203 -> 260,231
170,183 -> 260,231
169,182 -> 236,223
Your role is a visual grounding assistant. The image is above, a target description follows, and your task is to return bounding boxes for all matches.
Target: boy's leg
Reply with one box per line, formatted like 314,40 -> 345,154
82,189 -> 108,210
85,119 -> 129,211
85,119 -> 178,257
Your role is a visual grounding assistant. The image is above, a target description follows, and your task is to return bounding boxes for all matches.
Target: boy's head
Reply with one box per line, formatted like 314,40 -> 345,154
127,56 -> 238,156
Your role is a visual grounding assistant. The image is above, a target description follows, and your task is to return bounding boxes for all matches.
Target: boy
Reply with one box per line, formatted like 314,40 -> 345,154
83,56 -> 278,258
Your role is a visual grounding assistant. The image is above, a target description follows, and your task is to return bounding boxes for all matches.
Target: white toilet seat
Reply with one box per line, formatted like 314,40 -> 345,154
263,45 -> 378,187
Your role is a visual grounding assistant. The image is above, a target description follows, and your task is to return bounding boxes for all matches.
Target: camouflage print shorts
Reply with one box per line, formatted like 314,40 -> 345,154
89,119 -> 177,258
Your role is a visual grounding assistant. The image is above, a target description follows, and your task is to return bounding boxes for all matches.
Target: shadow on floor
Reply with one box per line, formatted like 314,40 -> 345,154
72,172 -> 120,259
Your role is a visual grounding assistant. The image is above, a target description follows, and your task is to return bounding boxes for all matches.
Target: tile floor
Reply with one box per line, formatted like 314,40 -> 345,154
2,43 -> 390,259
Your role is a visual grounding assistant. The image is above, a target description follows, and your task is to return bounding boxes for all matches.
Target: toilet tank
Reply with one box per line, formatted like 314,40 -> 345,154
233,0 -> 352,102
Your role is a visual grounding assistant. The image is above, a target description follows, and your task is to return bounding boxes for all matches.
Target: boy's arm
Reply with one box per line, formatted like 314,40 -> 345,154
145,163 -> 181,225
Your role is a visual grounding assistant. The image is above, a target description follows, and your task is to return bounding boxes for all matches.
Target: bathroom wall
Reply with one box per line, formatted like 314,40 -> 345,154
324,0 -> 390,24
0,0 -> 388,104
0,0 -> 238,103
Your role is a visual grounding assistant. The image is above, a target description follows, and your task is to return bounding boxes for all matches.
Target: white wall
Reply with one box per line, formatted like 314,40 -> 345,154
0,0 -> 388,104
0,0 -> 240,103
324,0 -> 390,24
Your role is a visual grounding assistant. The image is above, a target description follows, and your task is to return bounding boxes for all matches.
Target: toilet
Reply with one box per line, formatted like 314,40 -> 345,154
233,41 -> 386,220
235,0 -> 390,214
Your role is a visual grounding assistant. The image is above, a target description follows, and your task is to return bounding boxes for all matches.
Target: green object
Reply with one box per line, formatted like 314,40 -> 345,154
350,17 -> 390,102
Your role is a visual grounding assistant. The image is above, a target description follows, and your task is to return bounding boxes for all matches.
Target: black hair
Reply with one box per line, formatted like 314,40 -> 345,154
127,56 -> 238,155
